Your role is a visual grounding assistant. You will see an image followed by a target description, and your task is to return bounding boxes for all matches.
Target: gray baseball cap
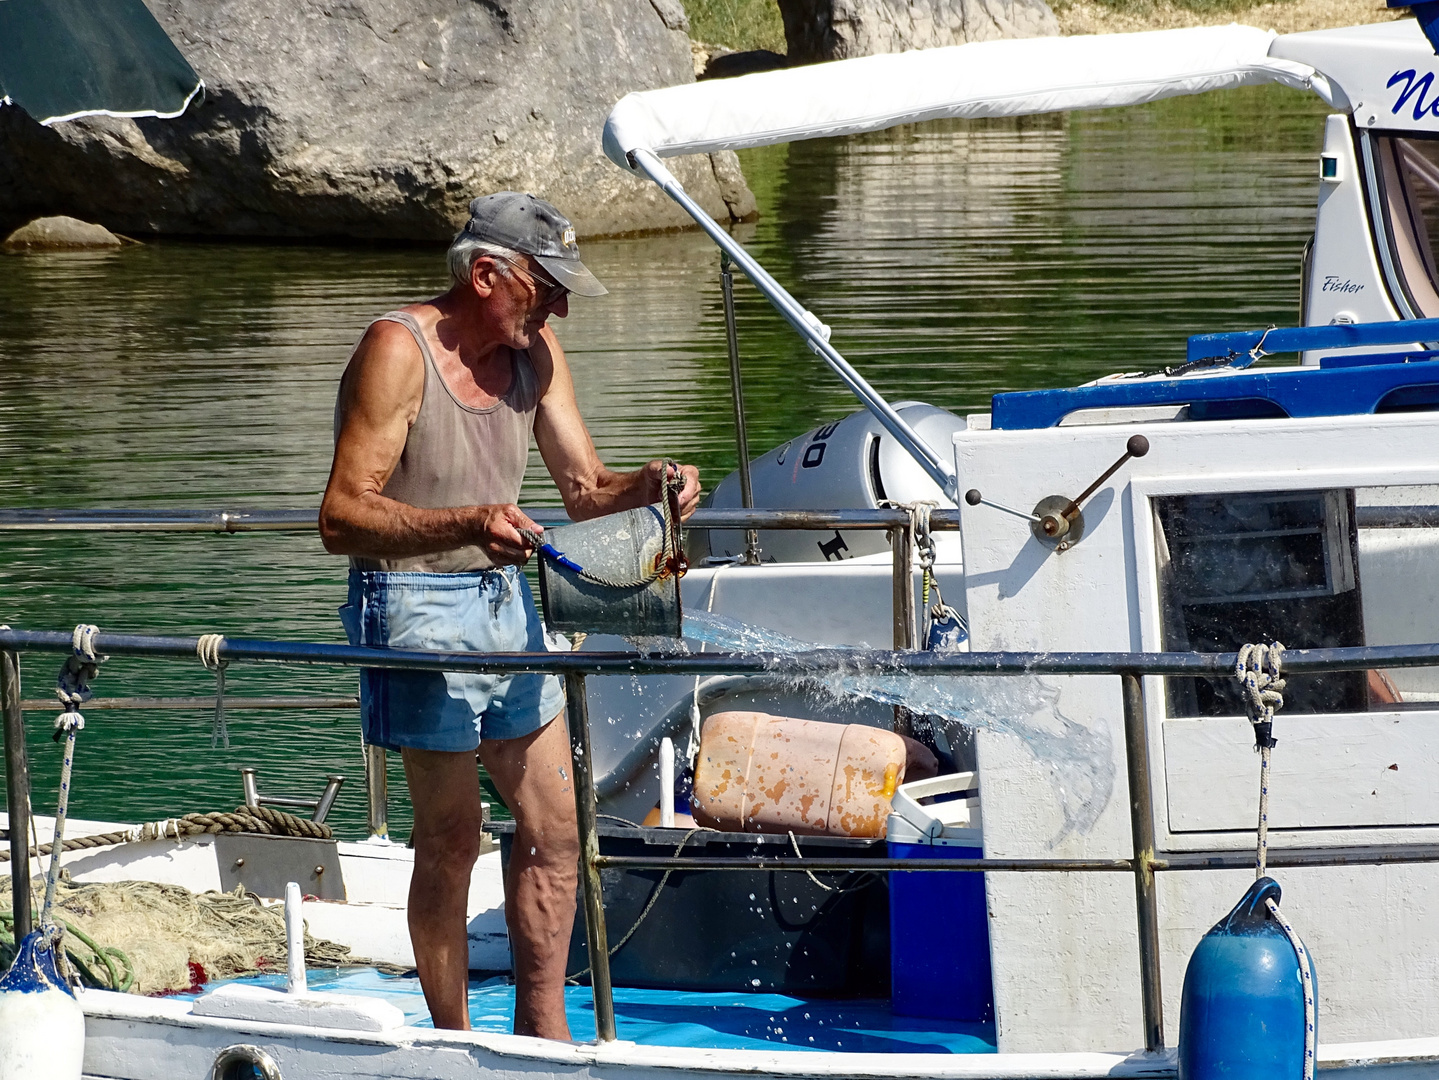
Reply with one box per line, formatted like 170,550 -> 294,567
463,191 -> 607,297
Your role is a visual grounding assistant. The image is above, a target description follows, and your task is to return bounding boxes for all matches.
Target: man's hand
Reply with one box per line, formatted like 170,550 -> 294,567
643,461 -> 702,521
478,504 -> 544,566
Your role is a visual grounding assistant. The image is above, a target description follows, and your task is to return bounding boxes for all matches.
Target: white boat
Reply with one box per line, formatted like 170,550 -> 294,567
7,17 -> 1439,1080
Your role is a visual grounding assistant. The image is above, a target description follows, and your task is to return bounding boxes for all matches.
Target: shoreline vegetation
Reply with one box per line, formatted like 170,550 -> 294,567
682,0 -> 1404,57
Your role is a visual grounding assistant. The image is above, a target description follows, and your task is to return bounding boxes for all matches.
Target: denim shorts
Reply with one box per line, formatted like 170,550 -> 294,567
339,567 -> 566,753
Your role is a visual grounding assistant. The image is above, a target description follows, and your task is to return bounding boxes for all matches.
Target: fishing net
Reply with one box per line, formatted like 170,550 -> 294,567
0,875 -> 356,995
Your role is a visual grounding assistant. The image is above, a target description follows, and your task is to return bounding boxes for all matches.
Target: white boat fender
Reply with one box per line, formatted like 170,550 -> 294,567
0,926 -> 85,1080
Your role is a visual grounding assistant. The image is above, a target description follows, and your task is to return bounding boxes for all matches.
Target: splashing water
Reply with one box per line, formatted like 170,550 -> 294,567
665,610 -> 1115,842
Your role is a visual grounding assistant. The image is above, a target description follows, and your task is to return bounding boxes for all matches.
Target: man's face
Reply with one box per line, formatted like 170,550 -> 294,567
479,255 -> 569,349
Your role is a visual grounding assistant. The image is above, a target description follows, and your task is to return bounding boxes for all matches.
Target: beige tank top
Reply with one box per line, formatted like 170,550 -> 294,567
338,310 -> 540,573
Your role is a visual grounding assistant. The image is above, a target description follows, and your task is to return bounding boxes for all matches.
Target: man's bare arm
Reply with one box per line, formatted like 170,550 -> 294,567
529,326 -> 701,522
319,320 -> 540,564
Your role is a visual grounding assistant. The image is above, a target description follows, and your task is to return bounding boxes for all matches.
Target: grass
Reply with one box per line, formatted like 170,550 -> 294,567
682,0 -> 788,53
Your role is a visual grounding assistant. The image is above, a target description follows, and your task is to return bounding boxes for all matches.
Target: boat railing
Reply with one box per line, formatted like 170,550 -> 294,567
5,612 -> 1439,1049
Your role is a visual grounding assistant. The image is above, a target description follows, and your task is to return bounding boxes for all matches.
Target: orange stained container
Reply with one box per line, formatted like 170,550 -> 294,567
692,711 -> 908,838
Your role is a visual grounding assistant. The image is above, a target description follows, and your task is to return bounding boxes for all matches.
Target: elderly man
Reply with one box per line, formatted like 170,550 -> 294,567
320,191 -> 701,1039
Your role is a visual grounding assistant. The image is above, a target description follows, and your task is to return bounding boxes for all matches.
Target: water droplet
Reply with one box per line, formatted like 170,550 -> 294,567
530,846 -> 536,855
751,978 -> 761,987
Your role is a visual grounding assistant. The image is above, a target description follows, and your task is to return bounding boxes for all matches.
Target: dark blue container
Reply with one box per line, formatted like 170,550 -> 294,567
887,837 -> 993,1021
1179,877 -> 1316,1080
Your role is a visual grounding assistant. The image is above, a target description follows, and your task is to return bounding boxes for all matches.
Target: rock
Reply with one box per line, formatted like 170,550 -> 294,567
778,0 -> 1059,63
0,0 -> 754,240
700,50 -> 790,80
3,215 -> 124,249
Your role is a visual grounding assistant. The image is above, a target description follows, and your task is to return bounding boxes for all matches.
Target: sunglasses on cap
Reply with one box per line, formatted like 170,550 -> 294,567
490,253 -> 569,307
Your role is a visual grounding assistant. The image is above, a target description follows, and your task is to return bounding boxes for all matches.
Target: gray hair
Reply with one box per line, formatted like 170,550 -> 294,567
448,231 -> 524,287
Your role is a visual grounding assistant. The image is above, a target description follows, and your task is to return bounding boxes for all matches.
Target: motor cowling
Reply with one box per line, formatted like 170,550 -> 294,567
697,402 -> 963,564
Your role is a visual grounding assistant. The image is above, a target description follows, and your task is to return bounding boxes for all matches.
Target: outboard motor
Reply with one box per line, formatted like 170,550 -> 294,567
1179,877 -> 1317,1080
695,402 -> 964,563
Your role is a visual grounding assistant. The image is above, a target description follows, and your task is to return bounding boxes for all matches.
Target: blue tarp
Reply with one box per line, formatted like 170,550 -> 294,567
189,968 -> 997,1054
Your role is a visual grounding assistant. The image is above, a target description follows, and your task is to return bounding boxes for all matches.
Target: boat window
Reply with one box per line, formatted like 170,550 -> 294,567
1155,485 -> 1439,717
1374,134 -> 1439,317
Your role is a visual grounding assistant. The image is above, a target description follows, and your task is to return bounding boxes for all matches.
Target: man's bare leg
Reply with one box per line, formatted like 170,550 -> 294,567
480,714 -> 579,1040
401,747 -> 487,1029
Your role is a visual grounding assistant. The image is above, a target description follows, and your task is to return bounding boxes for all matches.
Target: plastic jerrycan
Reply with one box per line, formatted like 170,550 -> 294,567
1179,877 -> 1316,1080
0,928 -> 85,1080
692,712 -> 907,836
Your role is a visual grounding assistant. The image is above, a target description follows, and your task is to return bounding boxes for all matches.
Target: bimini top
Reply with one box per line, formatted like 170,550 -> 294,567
603,24 -> 1339,169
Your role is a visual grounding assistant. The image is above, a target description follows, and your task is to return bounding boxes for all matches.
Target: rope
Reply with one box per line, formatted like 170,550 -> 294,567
197,634 -> 230,749
525,460 -> 688,590
1236,642 -> 1285,878
1264,895 -> 1317,1080
1,806 -> 332,861
41,624 -> 104,928
787,831 -> 880,895
1234,641 -> 1312,1080
566,827 -> 705,983
882,500 -> 968,651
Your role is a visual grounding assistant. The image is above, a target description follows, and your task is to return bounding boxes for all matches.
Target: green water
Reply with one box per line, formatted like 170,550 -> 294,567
0,85 -> 1331,840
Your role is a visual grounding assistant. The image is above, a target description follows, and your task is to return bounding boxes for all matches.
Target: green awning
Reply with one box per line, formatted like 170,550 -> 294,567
0,0 -> 202,126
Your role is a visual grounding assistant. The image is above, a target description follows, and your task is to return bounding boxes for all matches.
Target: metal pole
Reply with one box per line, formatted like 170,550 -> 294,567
629,148 -> 959,502
891,525 -> 916,734
720,252 -> 760,565
565,671 -> 616,1042
3,650 -> 32,938
1121,671 -> 1164,1052
365,744 -> 388,842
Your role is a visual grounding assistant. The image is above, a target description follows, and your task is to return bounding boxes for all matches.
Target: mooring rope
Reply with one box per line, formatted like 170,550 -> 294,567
881,499 -> 967,651
42,624 -> 103,927
1235,640 -> 1313,1080
523,460 -> 687,590
196,633 -> 230,749
1236,642 -> 1285,878
0,806 -> 333,863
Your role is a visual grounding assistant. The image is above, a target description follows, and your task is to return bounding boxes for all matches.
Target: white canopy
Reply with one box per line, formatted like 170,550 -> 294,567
603,24 -> 1333,168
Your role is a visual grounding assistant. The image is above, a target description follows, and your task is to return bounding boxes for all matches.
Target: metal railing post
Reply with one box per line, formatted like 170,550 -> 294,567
365,744 -> 389,842
720,253 -> 760,565
891,524 -> 916,733
1121,671 -> 1164,1051
565,671 -> 616,1042
3,650 -> 32,938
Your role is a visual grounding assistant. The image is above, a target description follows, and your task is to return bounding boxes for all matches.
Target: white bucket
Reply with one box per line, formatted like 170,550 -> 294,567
0,927 -> 84,1080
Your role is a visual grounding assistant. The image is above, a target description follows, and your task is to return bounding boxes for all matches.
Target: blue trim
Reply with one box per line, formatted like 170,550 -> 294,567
1186,317 -> 1439,365
1403,0 -> 1439,52
990,362 -> 1439,430
1319,350 -> 1439,369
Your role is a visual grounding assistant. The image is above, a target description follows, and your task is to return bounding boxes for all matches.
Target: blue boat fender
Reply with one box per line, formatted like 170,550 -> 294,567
0,926 -> 85,1079
1179,876 -> 1317,1080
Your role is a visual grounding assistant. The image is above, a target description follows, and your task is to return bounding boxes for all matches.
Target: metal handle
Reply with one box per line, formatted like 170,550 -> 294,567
964,488 -> 1042,523
1065,434 -> 1150,521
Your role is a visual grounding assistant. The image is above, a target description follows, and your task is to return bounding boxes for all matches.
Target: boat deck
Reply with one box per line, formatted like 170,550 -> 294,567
181,967 -> 997,1054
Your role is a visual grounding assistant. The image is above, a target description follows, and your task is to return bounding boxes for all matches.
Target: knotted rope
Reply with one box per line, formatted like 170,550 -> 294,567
42,624 -> 105,928
1,806 -> 333,862
883,500 -> 967,651
523,460 -> 688,590
1236,641 -> 1285,877
197,633 -> 230,749
1234,641 -> 1313,1080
